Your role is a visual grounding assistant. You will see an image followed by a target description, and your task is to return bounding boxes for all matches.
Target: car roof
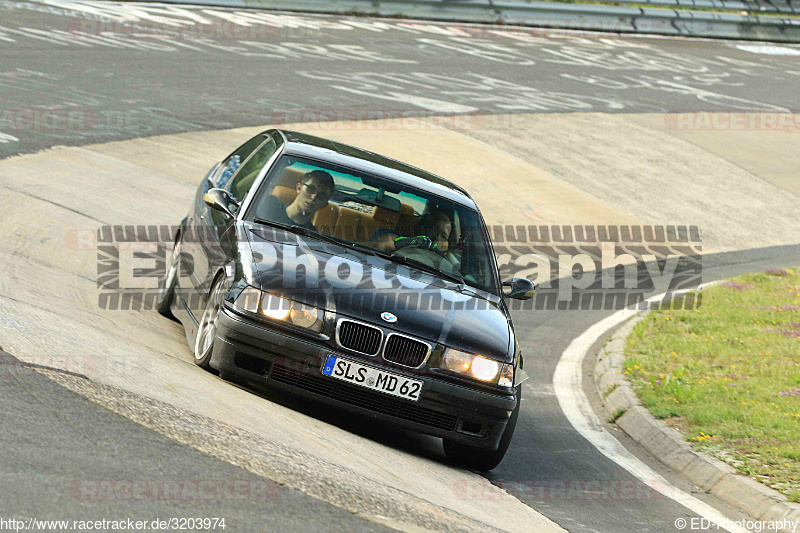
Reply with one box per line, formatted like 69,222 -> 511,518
276,129 -> 478,210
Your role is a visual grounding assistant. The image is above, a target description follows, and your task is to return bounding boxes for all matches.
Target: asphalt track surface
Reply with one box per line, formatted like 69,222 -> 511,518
0,350 -> 393,532
1,2 -> 799,532
495,245 -> 800,532
1,0 -> 799,159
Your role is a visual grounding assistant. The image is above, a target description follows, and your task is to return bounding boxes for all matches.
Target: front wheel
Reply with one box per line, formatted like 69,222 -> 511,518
194,275 -> 225,370
443,385 -> 521,471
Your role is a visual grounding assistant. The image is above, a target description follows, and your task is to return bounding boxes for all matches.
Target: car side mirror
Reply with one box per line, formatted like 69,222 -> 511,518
203,188 -> 239,219
502,278 -> 536,300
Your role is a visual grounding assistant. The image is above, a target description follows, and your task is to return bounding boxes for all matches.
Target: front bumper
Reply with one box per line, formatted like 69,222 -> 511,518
211,306 -> 517,450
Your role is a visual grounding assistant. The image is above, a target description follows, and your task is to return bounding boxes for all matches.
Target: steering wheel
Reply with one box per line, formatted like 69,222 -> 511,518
394,247 -> 455,273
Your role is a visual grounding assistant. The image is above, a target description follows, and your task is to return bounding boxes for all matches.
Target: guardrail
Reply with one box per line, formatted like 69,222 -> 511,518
607,0 -> 797,14
147,0 -> 800,41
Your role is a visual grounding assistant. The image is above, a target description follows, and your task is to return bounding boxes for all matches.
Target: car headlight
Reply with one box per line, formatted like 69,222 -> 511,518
498,363 -> 514,387
441,348 -> 507,383
261,293 -> 291,321
471,356 -> 499,381
234,287 -> 324,333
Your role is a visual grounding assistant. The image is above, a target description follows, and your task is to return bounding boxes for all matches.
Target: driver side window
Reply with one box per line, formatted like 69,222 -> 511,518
227,135 -> 279,202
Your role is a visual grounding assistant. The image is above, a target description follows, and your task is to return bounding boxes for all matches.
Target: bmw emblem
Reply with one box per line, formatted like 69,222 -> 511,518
381,312 -> 397,323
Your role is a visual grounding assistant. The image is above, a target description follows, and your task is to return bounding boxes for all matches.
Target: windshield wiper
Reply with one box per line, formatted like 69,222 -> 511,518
351,246 -> 469,287
251,218 -> 469,287
252,218 -> 348,247
252,217 -> 302,234
252,218 -> 386,256
388,253 -> 467,286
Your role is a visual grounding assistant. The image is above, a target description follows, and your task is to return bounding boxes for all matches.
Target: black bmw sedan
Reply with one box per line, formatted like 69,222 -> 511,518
156,129 -> 534,470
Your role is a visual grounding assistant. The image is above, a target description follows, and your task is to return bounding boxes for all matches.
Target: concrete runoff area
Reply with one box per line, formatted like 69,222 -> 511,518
0,351 -> 395,533
438,113 -> 800,251
0,112 -> 798,530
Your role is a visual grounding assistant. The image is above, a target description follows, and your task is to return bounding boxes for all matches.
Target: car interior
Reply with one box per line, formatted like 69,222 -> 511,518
245,157 -> 501,291
262,165 -> 456,250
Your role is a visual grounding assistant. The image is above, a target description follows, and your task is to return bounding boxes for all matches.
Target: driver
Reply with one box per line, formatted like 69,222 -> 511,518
260,170 -> 334,230
370,210 -> 452,254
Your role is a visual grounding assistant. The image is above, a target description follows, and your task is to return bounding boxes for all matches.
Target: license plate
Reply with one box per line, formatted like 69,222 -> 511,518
321,355 -> 423,402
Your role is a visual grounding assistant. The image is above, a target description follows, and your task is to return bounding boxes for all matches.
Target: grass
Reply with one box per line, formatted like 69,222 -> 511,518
623,267 -> 800,499
608,407 -> 627,423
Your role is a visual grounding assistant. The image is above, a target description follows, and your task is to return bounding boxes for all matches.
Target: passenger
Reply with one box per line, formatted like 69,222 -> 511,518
370,210 -> 452,255
260,170 -> 334,230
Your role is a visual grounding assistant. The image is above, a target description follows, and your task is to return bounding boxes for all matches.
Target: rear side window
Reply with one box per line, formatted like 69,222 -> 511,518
213,133 -> 268,189
227,135 -> 278,202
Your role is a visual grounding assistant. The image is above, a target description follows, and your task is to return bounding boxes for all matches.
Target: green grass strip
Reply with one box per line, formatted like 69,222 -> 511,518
624,267 -> 800,502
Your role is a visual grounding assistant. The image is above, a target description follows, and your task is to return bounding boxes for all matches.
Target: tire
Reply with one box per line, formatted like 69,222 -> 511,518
155,236 -> 180,318
443,385 -> 521,471
194,274 -> 225,371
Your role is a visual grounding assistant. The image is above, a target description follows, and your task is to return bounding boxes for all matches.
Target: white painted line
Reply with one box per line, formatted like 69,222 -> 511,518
736,44 -> 800,56
552,283 -> 751,533
330,86 -> 480,113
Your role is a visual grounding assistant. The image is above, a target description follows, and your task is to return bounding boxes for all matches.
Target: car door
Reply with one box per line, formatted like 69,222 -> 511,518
185,132 -> 275,317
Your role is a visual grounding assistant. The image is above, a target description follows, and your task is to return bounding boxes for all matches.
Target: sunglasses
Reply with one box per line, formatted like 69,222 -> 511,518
301,182 -> 331,199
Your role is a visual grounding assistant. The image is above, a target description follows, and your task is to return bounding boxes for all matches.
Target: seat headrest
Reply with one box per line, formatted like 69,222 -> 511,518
271,185 -> 297,205
276,167 -> 306,188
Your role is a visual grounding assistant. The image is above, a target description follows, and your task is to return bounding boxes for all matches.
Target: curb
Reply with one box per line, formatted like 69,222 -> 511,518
593,313 -> 800,531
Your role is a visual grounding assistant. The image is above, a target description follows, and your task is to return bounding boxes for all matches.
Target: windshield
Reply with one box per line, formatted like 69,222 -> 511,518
244,154 -> 500,295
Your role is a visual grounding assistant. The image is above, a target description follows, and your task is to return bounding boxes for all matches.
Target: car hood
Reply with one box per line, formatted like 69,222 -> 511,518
244,225 -> 511,361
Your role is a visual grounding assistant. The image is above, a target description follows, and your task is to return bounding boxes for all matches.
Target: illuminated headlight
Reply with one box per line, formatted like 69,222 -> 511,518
234,287 -> 324,333
441,348 -> 500,383
261,293 -> 291,321
471,356 -> 500,381
289,304 -> 321,329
